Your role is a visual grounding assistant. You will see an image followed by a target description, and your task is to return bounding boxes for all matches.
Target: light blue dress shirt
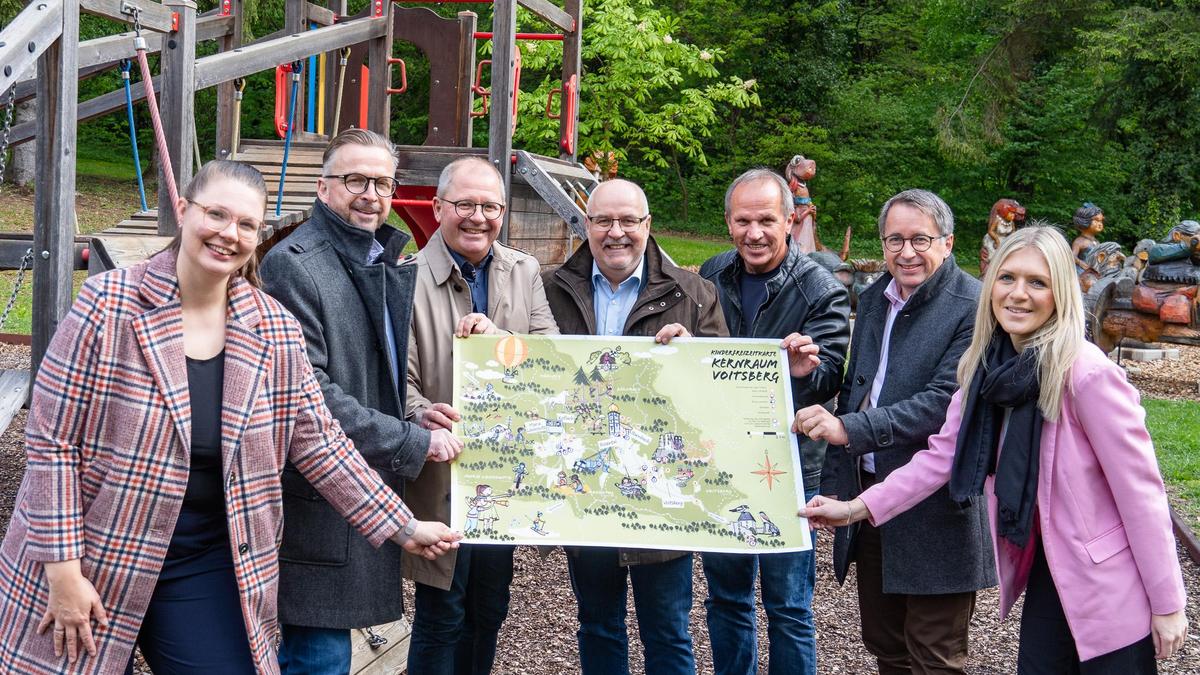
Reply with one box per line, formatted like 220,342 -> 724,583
591,256 -> 646,336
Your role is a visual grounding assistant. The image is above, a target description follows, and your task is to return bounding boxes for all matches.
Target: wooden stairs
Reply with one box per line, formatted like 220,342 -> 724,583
89,138 -> 326,271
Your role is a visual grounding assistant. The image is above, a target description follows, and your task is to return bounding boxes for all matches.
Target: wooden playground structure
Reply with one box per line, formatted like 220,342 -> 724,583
0,0 -> 596,375
0,1 -> 596,669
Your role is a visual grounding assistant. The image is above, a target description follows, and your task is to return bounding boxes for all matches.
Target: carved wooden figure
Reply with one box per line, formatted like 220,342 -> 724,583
979,198 -> 1026,275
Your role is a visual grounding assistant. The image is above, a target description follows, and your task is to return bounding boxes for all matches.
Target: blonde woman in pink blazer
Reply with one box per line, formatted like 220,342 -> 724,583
0,161 -> 459,675
800,226 -> 1186,673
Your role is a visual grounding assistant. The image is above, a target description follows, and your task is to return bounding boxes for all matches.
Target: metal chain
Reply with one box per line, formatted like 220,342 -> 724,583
0,248 -> 33,330
0,85 -> 18,187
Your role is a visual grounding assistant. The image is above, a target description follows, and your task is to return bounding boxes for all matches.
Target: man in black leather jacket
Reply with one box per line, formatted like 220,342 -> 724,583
699,168 -> 850,675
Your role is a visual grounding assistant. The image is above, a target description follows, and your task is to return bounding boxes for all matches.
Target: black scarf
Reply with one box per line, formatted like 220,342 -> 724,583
949,329 -> 1043,548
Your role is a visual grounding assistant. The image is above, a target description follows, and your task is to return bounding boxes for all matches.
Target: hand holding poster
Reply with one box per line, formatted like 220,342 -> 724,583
451,334 -> 811,553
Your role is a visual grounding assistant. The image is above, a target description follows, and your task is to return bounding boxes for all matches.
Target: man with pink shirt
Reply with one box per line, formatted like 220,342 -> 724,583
795,189 -> 992,674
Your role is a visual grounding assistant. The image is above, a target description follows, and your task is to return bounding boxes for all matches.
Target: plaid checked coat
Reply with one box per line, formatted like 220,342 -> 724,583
0,252 -> 413,674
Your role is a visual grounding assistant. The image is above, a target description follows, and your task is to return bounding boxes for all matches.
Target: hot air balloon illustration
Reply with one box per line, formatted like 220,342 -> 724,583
495,335 -> 529,382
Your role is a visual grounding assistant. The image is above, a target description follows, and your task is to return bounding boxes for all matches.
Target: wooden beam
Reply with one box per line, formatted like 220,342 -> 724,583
559,0 -> 581,161
32,0 -> 79,377
0,236 -> 87,271
365,1 -> 392,134
517,0 -> 573,32
9,75 -> 160,148
13,14 -> 232,103
80,0 -> 176,34
0,0 -> 64,95
158,0 -> 198,235
194,17 -> 387,90
489,0 -> 517,243
306,2 -> 337,26
215,0 -> 244,160
455,11 -> 477,146
0,370 -> 31,437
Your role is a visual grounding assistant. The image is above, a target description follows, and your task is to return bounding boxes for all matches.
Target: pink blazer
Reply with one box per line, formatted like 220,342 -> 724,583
860,341 -> 1186,660
0,253 -> 413,674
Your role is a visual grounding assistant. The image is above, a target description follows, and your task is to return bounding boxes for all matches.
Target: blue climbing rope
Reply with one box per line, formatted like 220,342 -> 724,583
276,61 -> 303,217
120,59 -> 149,212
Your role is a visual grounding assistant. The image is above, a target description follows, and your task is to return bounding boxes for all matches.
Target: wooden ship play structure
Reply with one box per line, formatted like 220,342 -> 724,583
0,0 -> 595,669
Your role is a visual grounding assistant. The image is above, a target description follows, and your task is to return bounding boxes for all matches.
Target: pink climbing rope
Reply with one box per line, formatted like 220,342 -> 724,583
134,36 -> 180,208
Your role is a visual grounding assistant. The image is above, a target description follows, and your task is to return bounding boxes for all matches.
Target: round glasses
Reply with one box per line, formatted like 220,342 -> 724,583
881,234 -> 946,253
586,214 -> 649,232
188,200 -> 262,242
445,199 -> 505,219
323,173 -> 398,197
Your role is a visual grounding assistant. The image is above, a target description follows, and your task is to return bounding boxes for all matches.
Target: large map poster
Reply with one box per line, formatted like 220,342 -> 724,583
450,334 -> 811,554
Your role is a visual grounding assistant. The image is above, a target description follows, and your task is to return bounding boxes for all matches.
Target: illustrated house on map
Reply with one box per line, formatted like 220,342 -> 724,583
654,433 -> 686,463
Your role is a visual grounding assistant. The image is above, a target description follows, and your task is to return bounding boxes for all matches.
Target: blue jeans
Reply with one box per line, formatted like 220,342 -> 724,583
702,490 -> 817,675
278,625 -> 351,675
408,544 -> 515,675
566,548 -> 695,675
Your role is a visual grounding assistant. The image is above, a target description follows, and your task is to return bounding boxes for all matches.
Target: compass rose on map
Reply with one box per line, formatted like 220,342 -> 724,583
751,452 -> 787,490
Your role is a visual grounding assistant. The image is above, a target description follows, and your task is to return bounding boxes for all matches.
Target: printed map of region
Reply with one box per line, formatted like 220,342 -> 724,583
450,334 -> 811,554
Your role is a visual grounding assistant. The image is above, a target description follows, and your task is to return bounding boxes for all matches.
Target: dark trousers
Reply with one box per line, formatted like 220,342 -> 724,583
1017,539 -> 1157,675
565,548 -> 695,675
409,544 -> 515,675
128,545 -> 255,674
855,470 -> 975,675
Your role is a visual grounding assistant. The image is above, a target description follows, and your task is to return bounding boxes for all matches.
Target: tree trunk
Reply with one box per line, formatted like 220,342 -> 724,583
671,148 -> 689,223
9,101 -> 36,186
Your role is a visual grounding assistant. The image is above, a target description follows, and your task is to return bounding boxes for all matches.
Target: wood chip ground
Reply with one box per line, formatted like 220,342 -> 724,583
0,342 -> 1196,674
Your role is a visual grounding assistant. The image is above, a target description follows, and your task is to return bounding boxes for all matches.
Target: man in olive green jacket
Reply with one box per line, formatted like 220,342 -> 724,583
404,156 -> 558,675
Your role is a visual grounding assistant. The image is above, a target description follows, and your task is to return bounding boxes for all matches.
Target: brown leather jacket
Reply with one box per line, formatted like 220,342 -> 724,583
543,236 -> 728,565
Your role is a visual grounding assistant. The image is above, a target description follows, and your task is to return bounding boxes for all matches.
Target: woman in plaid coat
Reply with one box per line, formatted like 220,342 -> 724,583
0,161 -> 459,674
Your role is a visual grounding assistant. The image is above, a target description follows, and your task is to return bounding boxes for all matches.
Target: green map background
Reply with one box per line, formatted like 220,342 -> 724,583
451,334 -> 811,554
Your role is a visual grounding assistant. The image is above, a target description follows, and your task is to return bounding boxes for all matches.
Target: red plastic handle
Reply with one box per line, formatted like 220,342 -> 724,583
546,87 -> 562,120
274,63 -> 295,138
386,57 -> 407,95
559,74 -> 578,154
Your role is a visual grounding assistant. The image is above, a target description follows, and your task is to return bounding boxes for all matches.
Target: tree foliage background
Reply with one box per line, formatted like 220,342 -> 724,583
2,0 -> 1197,250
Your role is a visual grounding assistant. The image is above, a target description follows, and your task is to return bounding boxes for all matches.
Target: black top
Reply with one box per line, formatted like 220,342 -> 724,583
737,267 -> 775,333
165,351 -> 229,562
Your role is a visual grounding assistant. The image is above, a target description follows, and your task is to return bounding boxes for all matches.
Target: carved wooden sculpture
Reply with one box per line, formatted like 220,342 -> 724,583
979,198 -> 1026,275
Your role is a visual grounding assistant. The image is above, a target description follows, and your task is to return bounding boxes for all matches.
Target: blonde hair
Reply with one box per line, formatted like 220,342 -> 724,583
957,225 -> 1084,420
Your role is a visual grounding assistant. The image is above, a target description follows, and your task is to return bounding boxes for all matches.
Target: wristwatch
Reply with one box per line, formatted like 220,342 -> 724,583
396,518 -> 420,545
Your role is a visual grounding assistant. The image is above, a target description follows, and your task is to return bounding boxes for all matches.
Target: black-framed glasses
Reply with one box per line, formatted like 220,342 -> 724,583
444,199 -> 505,219
881,234 -> 947,253
323,173 -> 398,197
586,214 -> 650,232
188,200 -> 262,241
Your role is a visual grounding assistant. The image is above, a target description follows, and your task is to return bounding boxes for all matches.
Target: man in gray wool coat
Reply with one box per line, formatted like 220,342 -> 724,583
260,129 -> 463,674
795,188 -> 996,674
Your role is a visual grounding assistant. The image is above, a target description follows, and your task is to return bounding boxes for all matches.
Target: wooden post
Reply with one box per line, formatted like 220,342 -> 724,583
215,0 -> 244,159
365,0 -> 392,134
158,0 -> 198,235
559,0 -> 582,162
455,11 -> 477,147
31,0 -> 79,375
488,0 -> 516,242
284,0 -> 307,135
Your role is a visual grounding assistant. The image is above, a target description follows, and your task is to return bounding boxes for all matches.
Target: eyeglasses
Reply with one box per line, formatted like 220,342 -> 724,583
881,234 -> 947,253
443,199 -> 506,219
586,214 -> 650,232
188,200 -> 262,241
323,173 -> 398,197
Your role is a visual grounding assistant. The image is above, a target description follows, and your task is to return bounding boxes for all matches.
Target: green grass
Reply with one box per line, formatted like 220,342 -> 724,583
655,230 -> 730,268
1145,398 -> 1200,530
